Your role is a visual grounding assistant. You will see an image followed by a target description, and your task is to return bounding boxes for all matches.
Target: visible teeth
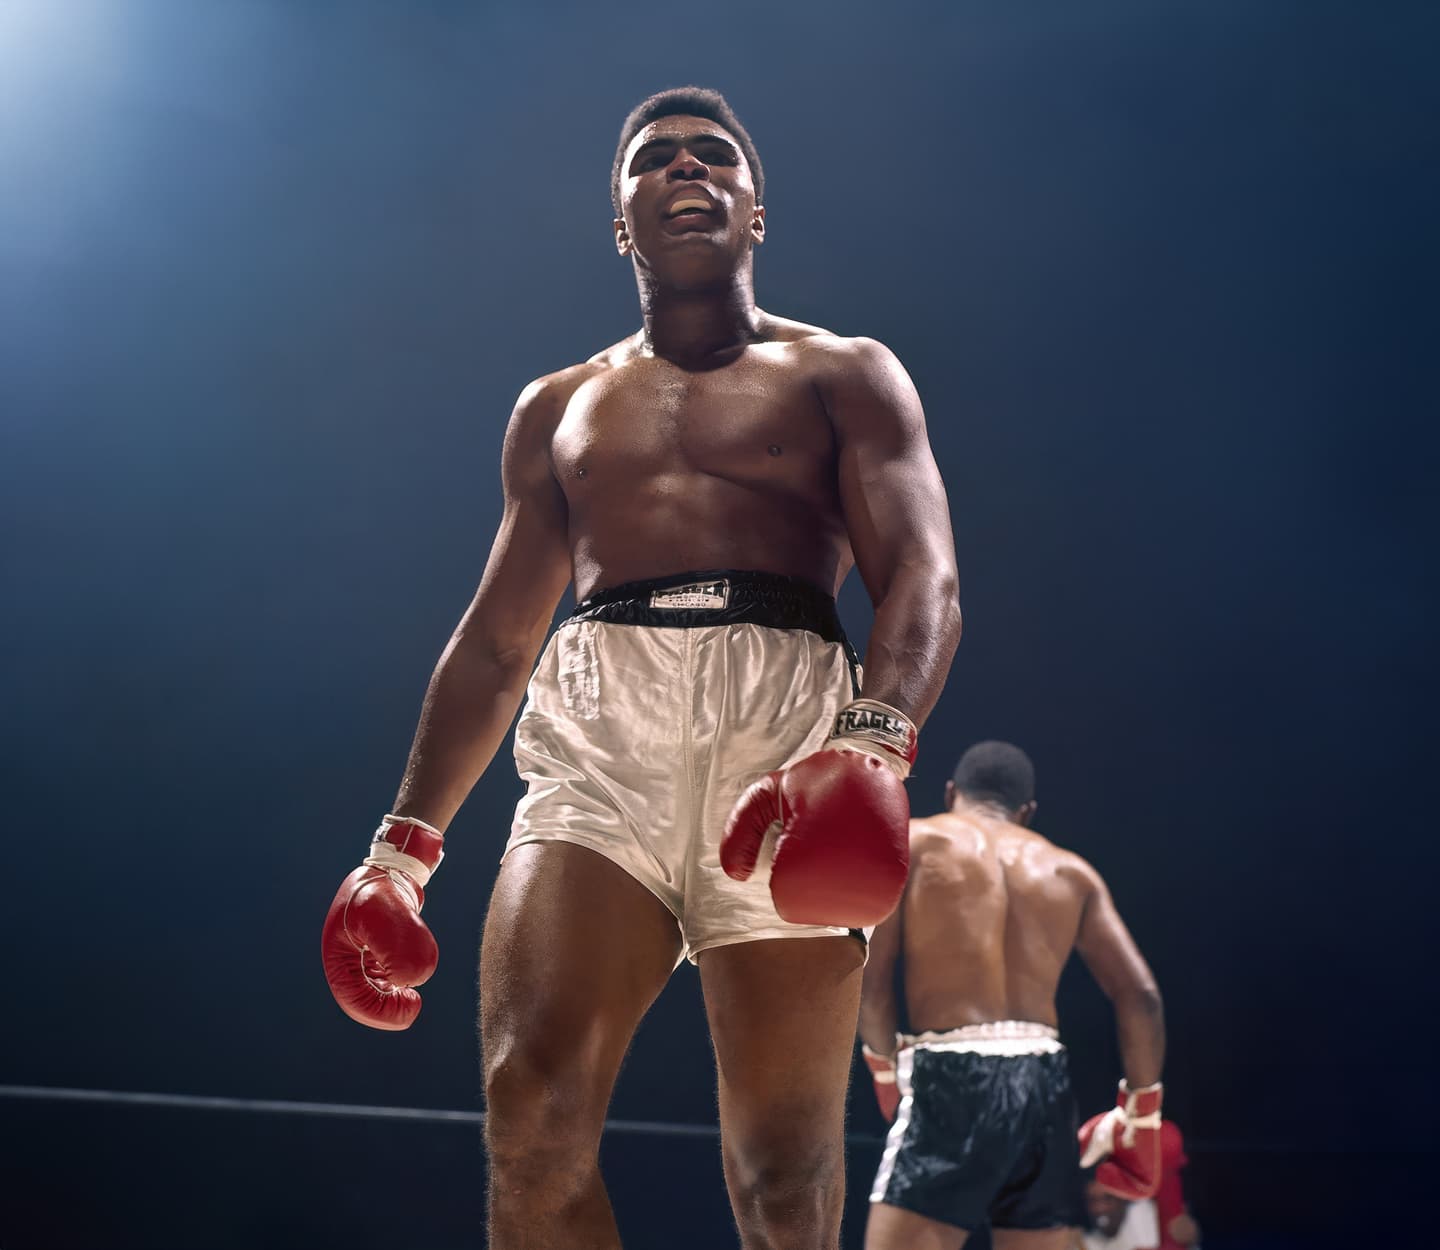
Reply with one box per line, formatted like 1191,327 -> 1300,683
670,199 -> 711,215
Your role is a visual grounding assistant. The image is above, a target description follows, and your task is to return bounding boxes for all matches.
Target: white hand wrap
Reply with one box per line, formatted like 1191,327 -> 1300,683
362,814 -> 444,889
828,699 -> 917,780
1080,1080 -> 1165,1165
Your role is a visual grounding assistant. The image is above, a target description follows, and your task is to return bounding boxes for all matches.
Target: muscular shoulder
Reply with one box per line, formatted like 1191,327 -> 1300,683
506,360 -> 610,443
907,814 -> 981,862
746,311 -> 906,380
784,331 -> 905,384
1032,836 -> 1104,898
517,360 -> 611,416
785,332 -> 921,439
497,363 -> 610,487
513,327 -> 656,418
907,817 -> 949,852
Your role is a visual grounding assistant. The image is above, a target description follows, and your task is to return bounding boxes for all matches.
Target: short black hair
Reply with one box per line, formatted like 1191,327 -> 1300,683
952,741 -> 1036,813
611,86 -> 765,214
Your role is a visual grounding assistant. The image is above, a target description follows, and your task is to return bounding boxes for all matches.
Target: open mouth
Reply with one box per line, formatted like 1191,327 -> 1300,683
666,196 -> 716,219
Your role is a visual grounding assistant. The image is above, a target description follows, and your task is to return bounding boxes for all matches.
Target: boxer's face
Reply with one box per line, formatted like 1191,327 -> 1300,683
614,115 -> 765,289
1086,1182 -> 1128,1236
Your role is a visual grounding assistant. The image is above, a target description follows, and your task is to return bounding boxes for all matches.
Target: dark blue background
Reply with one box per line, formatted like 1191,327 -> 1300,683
2,1 -> 1435,1245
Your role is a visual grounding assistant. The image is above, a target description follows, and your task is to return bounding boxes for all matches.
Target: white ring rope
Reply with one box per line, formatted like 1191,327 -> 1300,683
0,1084 -> 878,1142
0,1084 -> 1362,1154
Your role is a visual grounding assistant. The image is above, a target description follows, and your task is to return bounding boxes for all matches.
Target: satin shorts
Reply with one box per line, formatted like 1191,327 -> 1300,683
506,570 -> 864,965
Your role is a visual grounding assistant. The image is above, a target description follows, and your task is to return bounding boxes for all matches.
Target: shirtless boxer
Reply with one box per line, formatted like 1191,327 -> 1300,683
320,87 -> 961,1250
860,741 -> 1165,1250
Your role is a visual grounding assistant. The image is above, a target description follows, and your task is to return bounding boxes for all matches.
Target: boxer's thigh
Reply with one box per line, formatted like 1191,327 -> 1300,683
698,935 -> 863,1152
991,1229 -> 1075,1250
865,1202 -> 971,1250
480,840 -> 682,1114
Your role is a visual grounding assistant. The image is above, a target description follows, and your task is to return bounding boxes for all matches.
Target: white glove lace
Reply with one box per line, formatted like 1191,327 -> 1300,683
362,814 -> 444,890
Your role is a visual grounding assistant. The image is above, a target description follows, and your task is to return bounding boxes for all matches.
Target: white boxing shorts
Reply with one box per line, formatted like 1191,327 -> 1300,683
506,569 -> 865,964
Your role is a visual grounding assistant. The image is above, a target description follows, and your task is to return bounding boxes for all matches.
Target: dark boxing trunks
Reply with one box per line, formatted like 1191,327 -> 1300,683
870,1023 -> 1086,1232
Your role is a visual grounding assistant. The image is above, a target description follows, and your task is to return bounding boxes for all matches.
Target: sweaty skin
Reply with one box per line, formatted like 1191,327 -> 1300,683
900,809 -> 1094,1029
860,800 -> 1164,1085
557,321 -> 873,600
392,316 -> 957,828
371,110 -> 961,1250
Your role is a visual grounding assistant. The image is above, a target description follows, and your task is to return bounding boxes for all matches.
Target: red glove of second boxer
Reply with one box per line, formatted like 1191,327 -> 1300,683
1079,1080 -> 1165,1200
721,699 -> 916,927
321,815 -> 445,1031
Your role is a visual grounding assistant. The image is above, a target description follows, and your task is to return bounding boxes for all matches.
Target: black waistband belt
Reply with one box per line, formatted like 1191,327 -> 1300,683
567,569 -> 847,645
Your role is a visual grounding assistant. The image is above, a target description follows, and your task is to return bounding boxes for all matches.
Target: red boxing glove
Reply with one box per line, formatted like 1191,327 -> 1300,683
721,699 -> 916,927
862,1043 -> 901,1121
1079,1080 -> 1165,1200
322,815 -> 445,1031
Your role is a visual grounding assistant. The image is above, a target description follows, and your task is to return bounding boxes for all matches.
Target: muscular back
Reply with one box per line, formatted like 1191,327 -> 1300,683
901,810 -> 1098,1030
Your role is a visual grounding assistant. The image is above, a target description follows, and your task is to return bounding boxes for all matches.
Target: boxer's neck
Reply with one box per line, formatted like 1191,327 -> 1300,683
637,273 -> 761,365
949,797 -> 1017,824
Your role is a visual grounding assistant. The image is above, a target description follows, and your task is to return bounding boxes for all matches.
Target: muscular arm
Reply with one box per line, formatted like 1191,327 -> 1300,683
820,338 -> 961,726
390,377 -> 575,830
1074,868 -> 1166,1089
857,892 -> 904,1054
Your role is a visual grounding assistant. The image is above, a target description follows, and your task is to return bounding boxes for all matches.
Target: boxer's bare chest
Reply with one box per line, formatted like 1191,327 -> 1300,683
549,345 -> 836,501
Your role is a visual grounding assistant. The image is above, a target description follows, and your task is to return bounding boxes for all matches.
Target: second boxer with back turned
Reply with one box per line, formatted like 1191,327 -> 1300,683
861,742 -> 1166,1250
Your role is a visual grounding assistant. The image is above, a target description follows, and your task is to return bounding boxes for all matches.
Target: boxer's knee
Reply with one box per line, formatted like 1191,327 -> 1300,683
726,1132 -> 845,1247
482,1037 -> 605,1188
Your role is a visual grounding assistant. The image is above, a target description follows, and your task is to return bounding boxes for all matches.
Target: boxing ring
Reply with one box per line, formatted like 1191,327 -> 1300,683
0,1081 -> 888,1249
2,1082 -> 1404,1248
